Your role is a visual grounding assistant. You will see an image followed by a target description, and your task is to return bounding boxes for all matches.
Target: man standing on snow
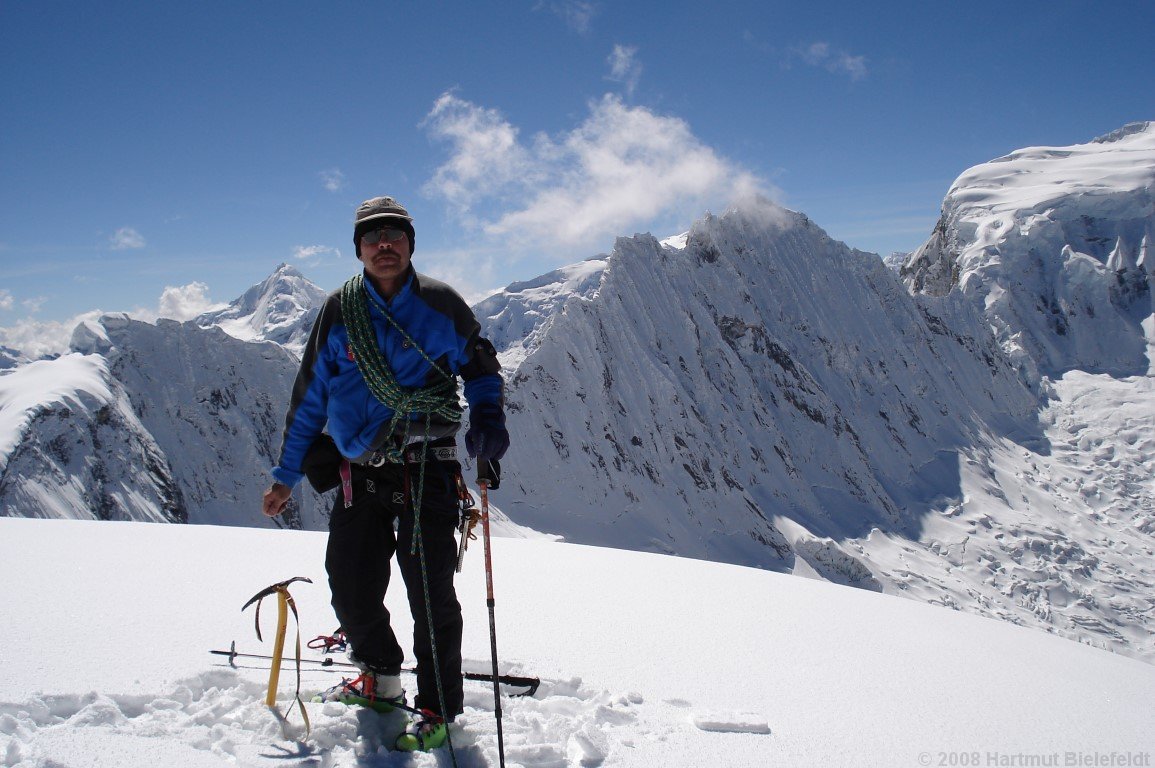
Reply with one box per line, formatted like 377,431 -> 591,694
262,195 -> 509,752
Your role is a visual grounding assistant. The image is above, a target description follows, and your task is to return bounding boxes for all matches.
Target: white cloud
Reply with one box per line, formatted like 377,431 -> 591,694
0,311 -> 103,359
606,44 -> 642,96
293,244 -> 341,264
0,290 -> 12,311
422,92 -> 772,253
156,282 -> 222,321
0,282 -> 225,359
109,227 -> 146,250
320,168 -> 345,192
793,41 -> 868,81
421,93 -> 534,214
536,0 -> 597,33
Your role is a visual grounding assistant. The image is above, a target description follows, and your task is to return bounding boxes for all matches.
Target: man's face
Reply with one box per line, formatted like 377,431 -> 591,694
357,225 -> 412,295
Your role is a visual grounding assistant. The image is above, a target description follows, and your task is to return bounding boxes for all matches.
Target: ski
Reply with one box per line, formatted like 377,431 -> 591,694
209,642 -> 540,697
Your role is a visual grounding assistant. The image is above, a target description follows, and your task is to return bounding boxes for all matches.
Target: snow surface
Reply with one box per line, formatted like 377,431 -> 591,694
949,122 -> 1155,216
1,517 -> 1152,768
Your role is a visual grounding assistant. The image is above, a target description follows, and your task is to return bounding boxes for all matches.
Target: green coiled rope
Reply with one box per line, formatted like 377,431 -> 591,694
340,273 -> 461,462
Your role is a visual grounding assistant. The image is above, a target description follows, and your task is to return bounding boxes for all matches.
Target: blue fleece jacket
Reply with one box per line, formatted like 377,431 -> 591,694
272,268 -> 502,488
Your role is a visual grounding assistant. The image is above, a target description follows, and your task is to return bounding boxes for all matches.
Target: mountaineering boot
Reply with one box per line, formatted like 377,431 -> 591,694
316,672 -> 404,713
363,672 -> 404,701
395,718 -> 449,752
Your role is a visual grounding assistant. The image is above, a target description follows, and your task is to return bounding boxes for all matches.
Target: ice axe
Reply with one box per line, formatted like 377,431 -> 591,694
242,576 -> 313,733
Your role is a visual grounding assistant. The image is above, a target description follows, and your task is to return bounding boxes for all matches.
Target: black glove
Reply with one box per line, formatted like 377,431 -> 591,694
465,403 -> 509,463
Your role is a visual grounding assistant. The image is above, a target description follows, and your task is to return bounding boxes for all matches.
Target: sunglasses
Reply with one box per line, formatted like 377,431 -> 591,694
361,227 -> 408,245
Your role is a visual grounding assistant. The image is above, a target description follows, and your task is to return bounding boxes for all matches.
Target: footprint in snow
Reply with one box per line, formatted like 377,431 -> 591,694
0,664 -> 656,767
691,711 -> 772,735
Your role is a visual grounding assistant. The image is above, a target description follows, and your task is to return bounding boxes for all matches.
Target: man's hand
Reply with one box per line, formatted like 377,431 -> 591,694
465,403 -> 510,463
262,483 -> 292,517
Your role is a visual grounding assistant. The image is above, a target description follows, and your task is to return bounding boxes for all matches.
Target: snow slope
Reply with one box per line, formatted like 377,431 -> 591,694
1,517 -> 1152,768
853,368 -> 1155,659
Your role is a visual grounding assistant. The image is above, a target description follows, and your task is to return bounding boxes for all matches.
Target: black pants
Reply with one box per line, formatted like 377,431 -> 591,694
325,458 -> 464,720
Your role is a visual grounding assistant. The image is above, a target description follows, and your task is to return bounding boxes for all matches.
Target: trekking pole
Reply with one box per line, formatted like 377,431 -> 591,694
208,643 -> 542,696
477,459 -> 506,768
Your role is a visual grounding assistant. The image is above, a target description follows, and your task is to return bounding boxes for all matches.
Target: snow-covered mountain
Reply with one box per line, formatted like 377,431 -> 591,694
0,124 -> 1152,664
0,350 -> 186,524
481,200 -> 1040,571
474,195 -> 1153,661
902,121 -> 1155,379
0,345 -> 28,371
1,313 -> 330,529
474,129 -> 1154,659
196,262 -> 327,356
473,257 -> 608,373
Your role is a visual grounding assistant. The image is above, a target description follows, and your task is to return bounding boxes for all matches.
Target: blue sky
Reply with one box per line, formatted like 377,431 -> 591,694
2,0 -> 1153,353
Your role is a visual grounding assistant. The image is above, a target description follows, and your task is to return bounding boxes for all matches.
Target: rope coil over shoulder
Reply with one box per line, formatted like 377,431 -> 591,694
340,273 -> 460,461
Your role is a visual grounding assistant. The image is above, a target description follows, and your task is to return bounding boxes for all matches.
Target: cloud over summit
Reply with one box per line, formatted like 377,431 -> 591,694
422,92 -> 771,255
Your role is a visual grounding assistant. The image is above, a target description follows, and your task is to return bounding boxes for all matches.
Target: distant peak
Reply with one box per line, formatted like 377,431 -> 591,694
271,262 -> 304,277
